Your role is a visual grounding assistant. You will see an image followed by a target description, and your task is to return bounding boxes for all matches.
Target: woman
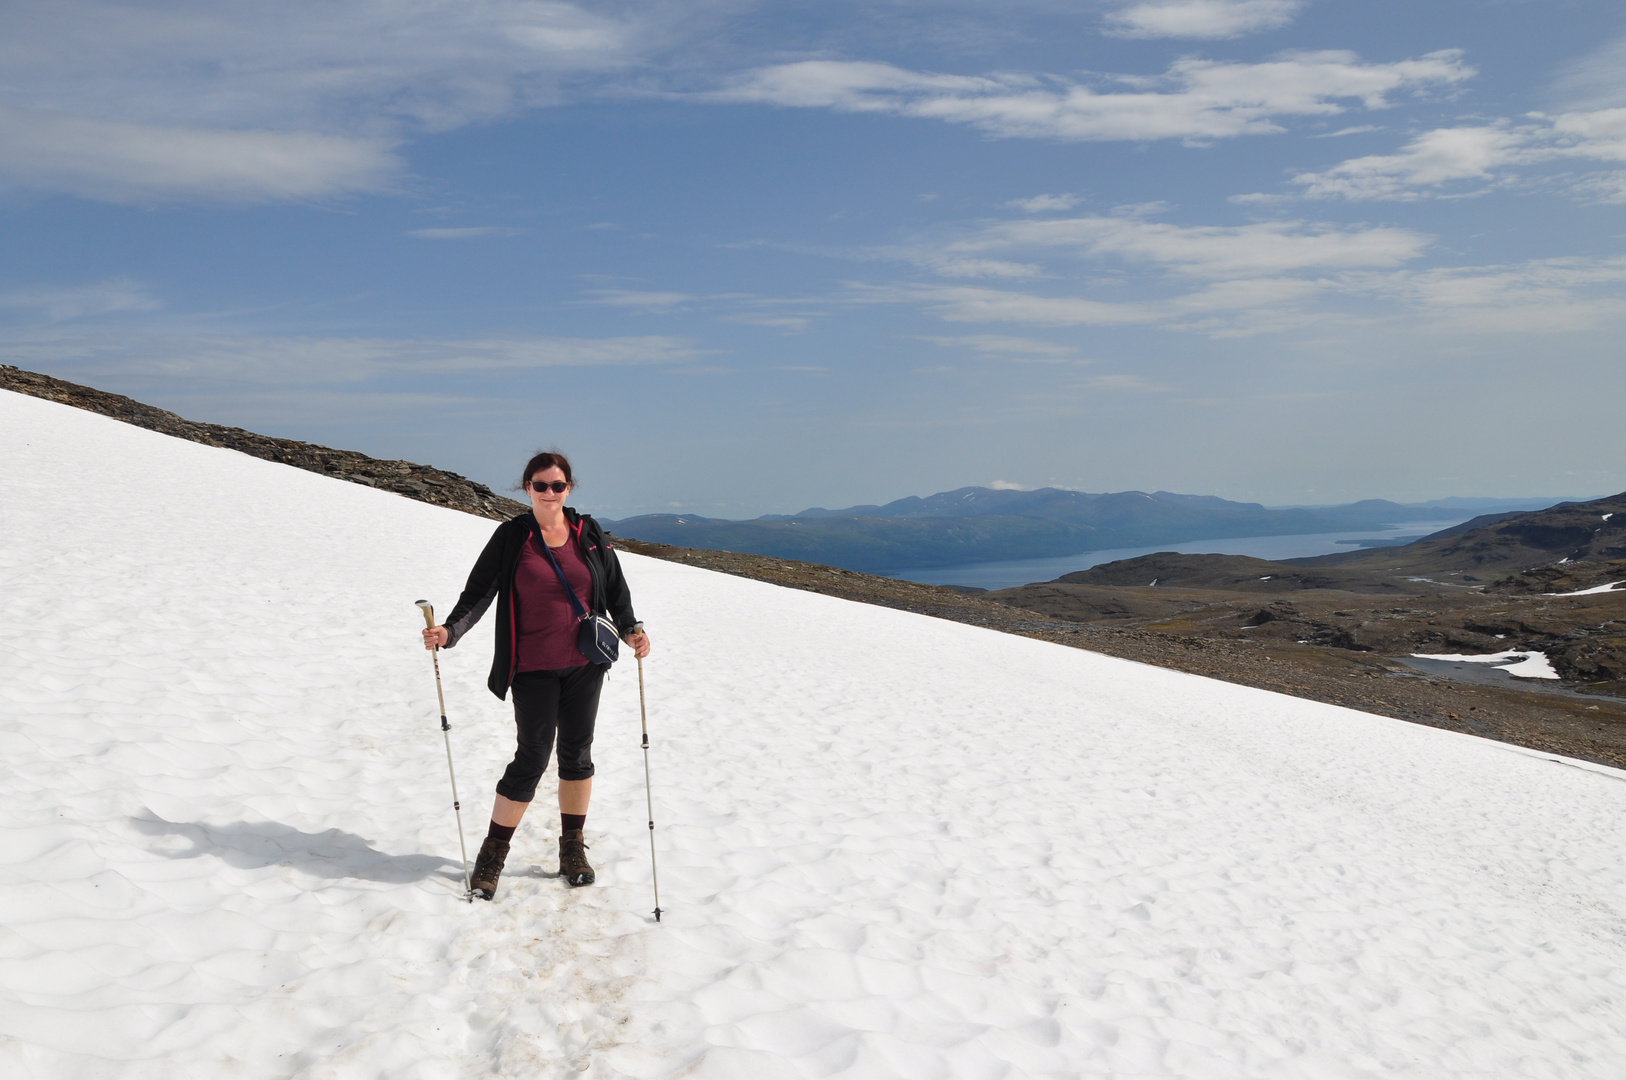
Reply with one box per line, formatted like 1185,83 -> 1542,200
422,450 -> 651,900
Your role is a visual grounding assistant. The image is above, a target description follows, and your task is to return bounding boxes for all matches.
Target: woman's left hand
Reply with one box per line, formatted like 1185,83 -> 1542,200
624,629 -> 651,659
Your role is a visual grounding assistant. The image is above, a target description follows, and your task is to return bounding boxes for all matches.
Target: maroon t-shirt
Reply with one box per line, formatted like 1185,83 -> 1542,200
514,533 -> 592,671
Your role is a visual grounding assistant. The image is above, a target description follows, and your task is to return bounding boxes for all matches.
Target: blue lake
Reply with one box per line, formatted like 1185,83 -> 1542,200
883,520 -> 1468,591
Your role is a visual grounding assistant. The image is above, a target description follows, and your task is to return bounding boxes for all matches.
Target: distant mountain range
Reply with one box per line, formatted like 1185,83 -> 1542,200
993,491 -> 1626,684
0,366 -> 1592,581
603,488 -> 1578,574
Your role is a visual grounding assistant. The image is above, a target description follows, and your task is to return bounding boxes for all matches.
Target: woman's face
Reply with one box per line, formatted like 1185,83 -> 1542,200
527,465 -> 572,517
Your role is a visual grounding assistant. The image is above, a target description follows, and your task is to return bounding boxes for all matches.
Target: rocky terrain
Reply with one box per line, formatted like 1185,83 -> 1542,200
7,364 -> 1623,768
999,496 -> 1626,686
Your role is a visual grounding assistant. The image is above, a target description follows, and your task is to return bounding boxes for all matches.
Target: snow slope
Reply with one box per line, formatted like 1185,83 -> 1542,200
4,386 -> 1626,1079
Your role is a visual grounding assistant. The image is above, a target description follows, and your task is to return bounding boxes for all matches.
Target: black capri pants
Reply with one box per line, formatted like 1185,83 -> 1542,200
495,664 -> 605,802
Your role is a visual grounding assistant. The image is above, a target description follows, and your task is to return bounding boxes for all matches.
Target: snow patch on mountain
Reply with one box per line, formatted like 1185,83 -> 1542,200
4,387 -> 1626,1078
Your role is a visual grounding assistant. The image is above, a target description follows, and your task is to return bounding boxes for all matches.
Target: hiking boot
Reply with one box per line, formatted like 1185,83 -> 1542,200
559,829 -> 594,886
470,836 -> 510,900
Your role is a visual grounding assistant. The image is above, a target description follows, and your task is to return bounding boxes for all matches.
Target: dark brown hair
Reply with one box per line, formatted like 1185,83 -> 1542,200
520,449 -> 574,490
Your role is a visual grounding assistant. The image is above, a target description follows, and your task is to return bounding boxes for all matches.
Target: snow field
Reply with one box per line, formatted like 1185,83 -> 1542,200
1547,581 -> 1625,597
1410,650 -> 1562,679
4,388 -> 1626,1078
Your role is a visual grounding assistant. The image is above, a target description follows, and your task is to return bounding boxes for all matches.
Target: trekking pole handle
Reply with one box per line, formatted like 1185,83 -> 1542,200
416,600 -> 435,629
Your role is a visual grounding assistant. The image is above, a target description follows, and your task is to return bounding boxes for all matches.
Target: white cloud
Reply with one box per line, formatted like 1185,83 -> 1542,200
722,313 -> 812,331
1568,170 -> 1626,204
874,284 -> 1160,328
921,334 -> 1080,360
0,105 -> 399,203
0,1 -> 675,202
1291,109 -> 1626,201
850,204 -> 1623,338
1549,108 -> 1626,163
855,211 -> 1433,337
1006,193 -> 1082,213
1084,373 -> 1177,391
917,256 -> 1044,279
1104,0 -> 1304,40
1548,32 -> 1626,111
2,1 -> 646,131
406,227 -> 525,239
863,251 -> 1626,340
1384,257 -> 1626,334
1,331 -> 706,385
709,51 -> 1472,143
583,289 -> 697,310
936,215 -> 1429,278
579,288 -> 823,330
0,279 -> 161,321
1293,124 -> 1526,200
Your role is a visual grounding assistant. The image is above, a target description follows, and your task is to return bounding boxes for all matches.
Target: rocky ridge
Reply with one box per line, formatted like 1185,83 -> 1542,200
1,366 -> 529,521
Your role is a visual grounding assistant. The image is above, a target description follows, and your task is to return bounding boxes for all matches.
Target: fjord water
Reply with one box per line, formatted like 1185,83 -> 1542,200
888,520 -> 1468,591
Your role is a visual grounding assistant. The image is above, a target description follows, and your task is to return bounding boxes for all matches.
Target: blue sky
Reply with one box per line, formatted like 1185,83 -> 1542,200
3,0 -> 1624,518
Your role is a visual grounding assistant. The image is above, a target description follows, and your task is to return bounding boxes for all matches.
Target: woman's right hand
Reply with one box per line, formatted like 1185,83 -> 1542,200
423,625 -> 449,650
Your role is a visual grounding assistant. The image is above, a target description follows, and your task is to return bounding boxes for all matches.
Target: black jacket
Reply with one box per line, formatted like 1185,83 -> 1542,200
442,509 -> 640,699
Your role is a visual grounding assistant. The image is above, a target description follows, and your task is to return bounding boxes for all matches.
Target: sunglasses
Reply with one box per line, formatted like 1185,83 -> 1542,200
529,480 -> 570,494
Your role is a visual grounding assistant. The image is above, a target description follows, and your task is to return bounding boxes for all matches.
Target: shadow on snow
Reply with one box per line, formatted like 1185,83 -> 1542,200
130,810 -> 462,884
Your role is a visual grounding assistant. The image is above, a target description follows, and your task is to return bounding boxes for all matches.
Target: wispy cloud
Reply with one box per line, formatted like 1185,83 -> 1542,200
1084,373 -> 1177,391
1,331 -> 707,385
1569,170 -> 1626,204
722,312 -> 812,331
583,289 -> 698,311
917,214 -> 1429,279
844,191 -> 1626,339
1293,124 -> 1526,200
0,278 -> 161,321
1006,193 -> 1082,213
708,51 -> 1471,143
581,288 -> 823,330
1550,108 -> 1626,163
1547,31 -> 1626,111
1380,257 -> 1626,334
921,334 -> 1080,360
846,209 -> 1438,337
1104,0 -> 1304,40
1291,109 -> 1626,200
0,1 -> 680,202
406,226 -> 525,239
0,105 -> 398,203
871,245 -> 1044,279
868,283 -> 1160,329
862,251 -> 1626,339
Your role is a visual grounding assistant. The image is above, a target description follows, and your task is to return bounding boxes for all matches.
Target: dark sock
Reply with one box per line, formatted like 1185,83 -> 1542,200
487,820 -> 516,843
561,813 -> 586,833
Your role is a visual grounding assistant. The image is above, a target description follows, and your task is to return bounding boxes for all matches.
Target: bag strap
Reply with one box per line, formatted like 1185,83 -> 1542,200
529,514 -> 589,622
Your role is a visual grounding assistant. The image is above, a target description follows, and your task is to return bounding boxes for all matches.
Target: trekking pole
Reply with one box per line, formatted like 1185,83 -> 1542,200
636,652 -> 663,922
417,601 -> 473,902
